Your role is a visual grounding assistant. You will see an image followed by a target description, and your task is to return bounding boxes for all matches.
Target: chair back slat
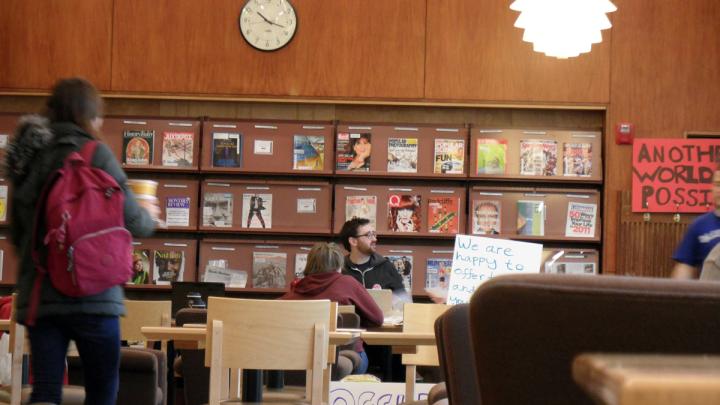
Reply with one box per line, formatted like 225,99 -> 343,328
120,300 -> 172,342
402,303 -> 447,366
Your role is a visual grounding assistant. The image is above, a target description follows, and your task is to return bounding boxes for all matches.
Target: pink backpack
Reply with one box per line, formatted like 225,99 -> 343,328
28,141 -> 132,323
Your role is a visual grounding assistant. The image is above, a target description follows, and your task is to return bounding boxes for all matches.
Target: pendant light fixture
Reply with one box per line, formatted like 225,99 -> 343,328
510,0 -> 617,59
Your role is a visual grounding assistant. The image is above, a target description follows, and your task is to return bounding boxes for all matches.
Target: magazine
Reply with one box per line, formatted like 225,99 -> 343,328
153,250 -> 185,285
202,192 -> 233,227
130,249 -> 151,285
0,185 -> 7,222
565,201 -> 597,238
545,262 -> 597,275
293,135 -> 325,170
471,200 -> 501,235
433,139 -> 465,174
563,142 -> 592,177
336,132 -> 372,171
387,255 -> 413,291
519,139 -> 557,176
427,196 -> 459,234
166,196 -> 191,227
387,194 -> 421,233
212,132 -> 242,168
476,139 -> 507,175
426,258 -> 452,289
252,252 -> 287,288
345,195 -> 377,229
242,193 -> 272,229
161,131 -> 193,167
123,130 -> 155,165
294,253 -> 308,279
517,200 -> 545,236
387,138 -> 418,173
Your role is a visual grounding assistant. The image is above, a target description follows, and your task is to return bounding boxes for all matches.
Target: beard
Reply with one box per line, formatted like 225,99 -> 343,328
357,242 -> 375,255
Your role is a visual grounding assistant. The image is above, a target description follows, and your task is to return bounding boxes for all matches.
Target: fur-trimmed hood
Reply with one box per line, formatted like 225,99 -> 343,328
2,114 -> 54,183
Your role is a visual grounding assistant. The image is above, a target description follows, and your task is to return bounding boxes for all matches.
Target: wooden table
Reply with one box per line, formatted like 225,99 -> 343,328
573,353 -> 720,405
141,326 -> 356,348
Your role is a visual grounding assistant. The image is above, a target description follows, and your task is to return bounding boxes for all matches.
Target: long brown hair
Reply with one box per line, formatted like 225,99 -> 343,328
304,242 -> 344,276
45,77 -> 103,134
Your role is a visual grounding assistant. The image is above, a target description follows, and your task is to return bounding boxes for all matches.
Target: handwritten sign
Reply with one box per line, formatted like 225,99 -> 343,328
447,235 -> 542,305
632,139 -> 719,213
330,381 -> 433,404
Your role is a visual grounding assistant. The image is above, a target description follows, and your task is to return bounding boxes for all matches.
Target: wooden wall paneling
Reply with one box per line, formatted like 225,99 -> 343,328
425,0 -> 611,104
111,0 -> 425,99
0,0 -> 113,90
604,0 -> 720,275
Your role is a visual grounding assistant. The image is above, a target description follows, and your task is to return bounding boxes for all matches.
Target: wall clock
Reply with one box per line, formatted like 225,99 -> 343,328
238,0 -> 297,52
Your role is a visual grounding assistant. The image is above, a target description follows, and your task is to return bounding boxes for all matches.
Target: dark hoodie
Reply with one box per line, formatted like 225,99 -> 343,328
4,115 -> 156,324
280,272 -> 384,328
342,252 -> 406,293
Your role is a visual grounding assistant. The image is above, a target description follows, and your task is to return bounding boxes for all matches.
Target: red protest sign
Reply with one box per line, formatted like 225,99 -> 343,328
632,139 -> 719,213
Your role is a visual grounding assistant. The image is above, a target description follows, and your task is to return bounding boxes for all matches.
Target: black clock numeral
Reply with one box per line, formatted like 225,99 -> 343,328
283,31 -> 289,36
246,29 -> 251,36
265,40 -> 270,47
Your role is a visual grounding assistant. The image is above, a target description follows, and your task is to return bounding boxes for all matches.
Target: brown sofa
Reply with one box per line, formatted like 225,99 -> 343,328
469,274 -> 720,405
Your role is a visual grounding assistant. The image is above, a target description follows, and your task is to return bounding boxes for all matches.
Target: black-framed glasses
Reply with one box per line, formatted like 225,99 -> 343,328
354,231 -> 377,239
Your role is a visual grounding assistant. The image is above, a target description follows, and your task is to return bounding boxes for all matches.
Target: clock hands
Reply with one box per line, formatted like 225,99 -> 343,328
256,11 -> 285,28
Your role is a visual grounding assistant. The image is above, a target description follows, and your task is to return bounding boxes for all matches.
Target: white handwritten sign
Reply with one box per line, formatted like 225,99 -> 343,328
330,381 -> 433,404
447,235 -> 543,305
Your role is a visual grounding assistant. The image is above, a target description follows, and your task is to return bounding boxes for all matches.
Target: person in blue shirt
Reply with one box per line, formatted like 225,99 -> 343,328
672,165 -> 720,279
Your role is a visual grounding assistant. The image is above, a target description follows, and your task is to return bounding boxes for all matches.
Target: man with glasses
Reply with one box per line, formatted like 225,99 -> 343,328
339,218 -> 405,292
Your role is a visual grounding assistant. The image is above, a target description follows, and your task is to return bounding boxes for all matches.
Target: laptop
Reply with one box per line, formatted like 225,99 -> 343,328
366,288 -> 393,318
170,281 -> 226,317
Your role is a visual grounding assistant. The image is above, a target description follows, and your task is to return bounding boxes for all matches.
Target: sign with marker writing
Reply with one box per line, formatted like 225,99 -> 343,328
447,235 -> 542,305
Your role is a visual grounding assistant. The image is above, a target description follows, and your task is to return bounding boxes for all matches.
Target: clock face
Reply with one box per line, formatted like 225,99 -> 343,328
239,0 -> 297,52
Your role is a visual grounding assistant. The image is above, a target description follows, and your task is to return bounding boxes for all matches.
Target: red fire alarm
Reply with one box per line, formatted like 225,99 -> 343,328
615,123 -> 634,145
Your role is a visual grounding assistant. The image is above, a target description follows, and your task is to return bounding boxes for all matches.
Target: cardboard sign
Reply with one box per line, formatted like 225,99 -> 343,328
632,139 -> 719,213
447,235 -> 543,305
330,381 -> 433,404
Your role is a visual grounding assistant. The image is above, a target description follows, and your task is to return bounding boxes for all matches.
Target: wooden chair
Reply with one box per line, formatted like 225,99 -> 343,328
120,299 -> 171,351
205,297 -> 332,405
402,303 -> 448,402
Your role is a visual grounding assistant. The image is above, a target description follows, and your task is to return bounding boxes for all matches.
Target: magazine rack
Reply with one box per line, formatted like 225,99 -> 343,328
198,239 -> 316,292
200,119 -> 334,175
469,128 -> 603,183
334,122 -> 468,178
130,238 -> 198,287
333,183 -> 467,237
468,186 -> 601,242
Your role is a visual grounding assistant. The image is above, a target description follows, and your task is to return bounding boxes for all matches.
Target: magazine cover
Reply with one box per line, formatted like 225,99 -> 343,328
0,185 -> 7,222
387,137 -> 418,173
471,200 -> 501,235
387,194 -> 421,233
563,142 -> 592,177
252,251 -> 287,288
517,200 -> 545,236
476,139 -> 507,175
161,131 -> 193,167
387,255 -> 413,291
545,262 -> 596,274
294,253 -> 308,279
166,196 -> 191,227
202,192 -> 233,227
130,249 -> 151,285
336,132 -> 371,171
519,139 -> 557,176
427,196 -> 459,234
565,201 -> 597,238
345,195 -> 377,229
153,250 -> 185,285
242,193 -> 272,229
433,139 -> 465,174
426,258 -> 452,289
212,132 -> 242,168
123,130 -> 154,165
293,135 -> 325,170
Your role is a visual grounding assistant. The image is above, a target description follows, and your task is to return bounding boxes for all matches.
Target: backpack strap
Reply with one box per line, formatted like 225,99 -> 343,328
78,140 -> 98,165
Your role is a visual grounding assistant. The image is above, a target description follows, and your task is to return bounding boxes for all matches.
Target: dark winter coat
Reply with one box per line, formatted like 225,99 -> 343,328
342,252 -> 406,293
4,115 -> 156,323
280,272 -> 384,328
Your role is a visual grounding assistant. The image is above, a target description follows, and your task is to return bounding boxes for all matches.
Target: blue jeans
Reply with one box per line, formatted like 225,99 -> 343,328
27,314 -> 121,405
355,350 -> 369,374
